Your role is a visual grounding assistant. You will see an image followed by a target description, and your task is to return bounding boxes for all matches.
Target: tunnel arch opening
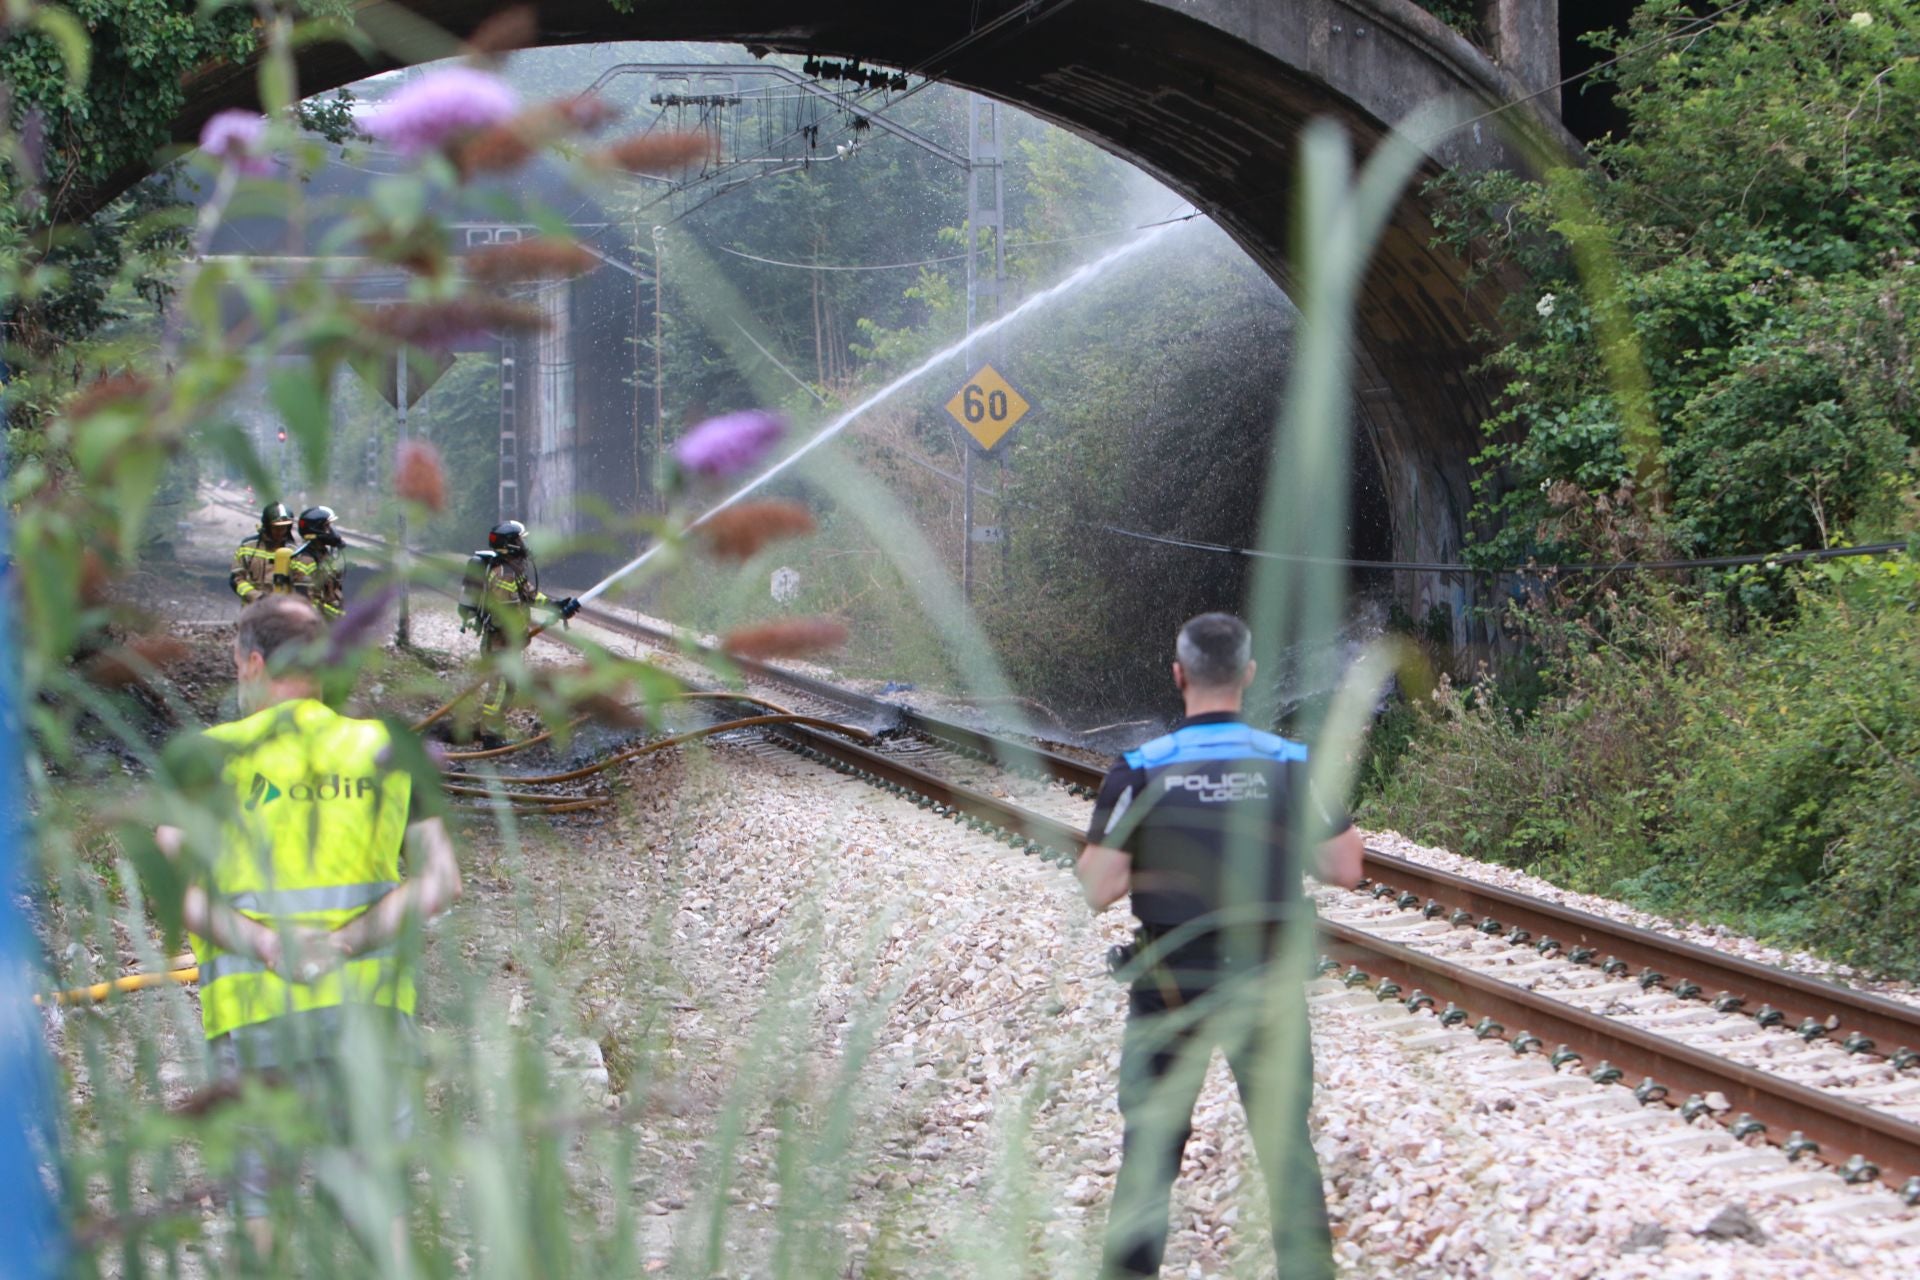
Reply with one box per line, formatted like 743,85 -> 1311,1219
143,0 -> 1580,645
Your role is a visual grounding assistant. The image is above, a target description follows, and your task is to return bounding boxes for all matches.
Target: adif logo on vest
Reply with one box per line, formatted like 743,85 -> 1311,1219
244,773 -> 283,810
245,772 -> 377,810
1164,771 -> 1271,803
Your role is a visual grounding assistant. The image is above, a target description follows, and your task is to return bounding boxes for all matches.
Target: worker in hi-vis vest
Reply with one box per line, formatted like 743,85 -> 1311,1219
155,595 -> 460,1263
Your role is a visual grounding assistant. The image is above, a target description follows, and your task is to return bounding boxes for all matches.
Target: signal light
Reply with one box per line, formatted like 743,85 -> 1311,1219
277,430 -> 287,442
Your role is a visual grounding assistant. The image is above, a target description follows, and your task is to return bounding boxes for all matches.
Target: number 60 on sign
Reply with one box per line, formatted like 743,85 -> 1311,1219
945,364 -> 1033,452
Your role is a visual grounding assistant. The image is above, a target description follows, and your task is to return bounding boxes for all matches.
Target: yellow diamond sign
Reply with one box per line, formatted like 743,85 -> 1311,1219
945,364 -> 1031,451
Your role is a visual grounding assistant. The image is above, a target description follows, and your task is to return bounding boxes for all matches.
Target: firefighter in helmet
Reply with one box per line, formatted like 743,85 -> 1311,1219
230,503 -> 301,607
293,506 -> 346,619
457,521 -> 579,731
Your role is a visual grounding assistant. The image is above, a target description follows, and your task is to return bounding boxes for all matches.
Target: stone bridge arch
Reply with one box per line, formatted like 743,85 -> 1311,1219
164,0 -> 1580,633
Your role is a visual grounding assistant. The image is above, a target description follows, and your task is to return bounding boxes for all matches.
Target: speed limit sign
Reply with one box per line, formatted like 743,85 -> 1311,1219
944,364 -> 1032,452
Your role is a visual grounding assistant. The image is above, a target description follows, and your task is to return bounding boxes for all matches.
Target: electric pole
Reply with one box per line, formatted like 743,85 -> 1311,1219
962,93 -> 1007,605
653,224 -> 667,509
394,346 -> 411,647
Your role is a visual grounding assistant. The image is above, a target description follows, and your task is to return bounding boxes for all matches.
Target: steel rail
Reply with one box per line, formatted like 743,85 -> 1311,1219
754,715 -> 1084,857
572,603 -> 1099,790
189,516 -> 1920,1190
1319,920 -> 1920,1191
203,504 -> 1920,1071
575,600 -> 1920,1063
733,690 -> 1920,1196
1355,851 -> 1920,1062
751,709 -> 1920,1197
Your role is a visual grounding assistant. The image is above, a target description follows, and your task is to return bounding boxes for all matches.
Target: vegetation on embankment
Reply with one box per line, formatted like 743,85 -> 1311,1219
1363,551 -> 1920,976
1361,1 -> 1920,976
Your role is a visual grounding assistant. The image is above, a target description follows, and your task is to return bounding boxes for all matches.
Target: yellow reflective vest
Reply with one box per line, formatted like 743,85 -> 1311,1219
192,699 -> 416,1040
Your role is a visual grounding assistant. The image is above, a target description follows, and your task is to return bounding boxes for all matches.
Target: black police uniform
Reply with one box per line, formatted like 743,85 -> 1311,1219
1086,711 -> 1346,1279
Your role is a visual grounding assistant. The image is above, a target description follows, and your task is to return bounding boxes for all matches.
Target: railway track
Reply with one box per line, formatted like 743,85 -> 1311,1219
566,598 -> 1920,1203
202,496 -> 1920,1200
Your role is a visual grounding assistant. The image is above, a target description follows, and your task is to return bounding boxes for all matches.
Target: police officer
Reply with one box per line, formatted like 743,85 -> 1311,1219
457,520 -> 579,731
155,595 -> 461,1260
293,505 -> 346,619
1078,612 -> 1364,1280
230,503 -> 300,607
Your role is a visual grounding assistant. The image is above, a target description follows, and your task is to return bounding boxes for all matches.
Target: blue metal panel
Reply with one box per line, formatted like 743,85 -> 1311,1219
0,388 -> 63,1276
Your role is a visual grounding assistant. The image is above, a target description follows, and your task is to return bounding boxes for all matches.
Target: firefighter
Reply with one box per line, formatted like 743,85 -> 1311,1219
293,506 -> 346,619
230,503 -> 300,607
456,521 -> 578,731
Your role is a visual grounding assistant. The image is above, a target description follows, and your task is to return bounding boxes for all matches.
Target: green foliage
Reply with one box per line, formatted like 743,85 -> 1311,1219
1431,1 -> 1920,578
1377,5 -> 1920,976
1365,549 -> 1920,974
11,17 -> 1056,1272
0,2 -> 255,360
1411,2 -> 1483,41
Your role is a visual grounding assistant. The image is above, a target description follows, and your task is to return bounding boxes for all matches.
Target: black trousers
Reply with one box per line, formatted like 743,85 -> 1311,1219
1102,967 -> 1334,1279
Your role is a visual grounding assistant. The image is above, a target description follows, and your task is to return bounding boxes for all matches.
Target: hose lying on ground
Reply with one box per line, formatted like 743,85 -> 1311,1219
441,784 -> 609,804
452,798 -> 611,816
441,713 -> 872,786
38,967 -> 200,1007
436,690 -> 800,761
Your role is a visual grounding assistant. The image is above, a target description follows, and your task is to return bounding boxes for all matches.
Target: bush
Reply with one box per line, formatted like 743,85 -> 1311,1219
1361,549 -> 1920,976
1670,552 -> 1920,966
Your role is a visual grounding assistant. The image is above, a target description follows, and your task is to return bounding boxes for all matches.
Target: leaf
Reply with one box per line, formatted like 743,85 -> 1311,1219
257,42 -> 295,115
201,421 -> 275,496
111,445 -> 165,557
31,6 -> 91,91
376,717 -> 451,821
121,826 -> 186,950
267,364 -> 331,482
290,18 -> 370,55
371,175 -> 426,229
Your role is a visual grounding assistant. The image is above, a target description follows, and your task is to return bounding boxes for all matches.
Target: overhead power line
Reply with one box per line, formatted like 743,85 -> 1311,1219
719,244 -> 972,272
713,211 -> 1206,273
1098,524 -> 1912,576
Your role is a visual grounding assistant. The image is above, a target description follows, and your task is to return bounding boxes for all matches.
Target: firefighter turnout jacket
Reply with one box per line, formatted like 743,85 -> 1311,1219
192,699 -> 417,1040
462,551 -> 553,638
230,536 -> 310,606
294,547 -> 345,618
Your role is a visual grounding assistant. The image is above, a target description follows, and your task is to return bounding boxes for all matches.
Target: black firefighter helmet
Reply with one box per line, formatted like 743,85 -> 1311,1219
298,505 -> 342,547
488,520 -> 529,557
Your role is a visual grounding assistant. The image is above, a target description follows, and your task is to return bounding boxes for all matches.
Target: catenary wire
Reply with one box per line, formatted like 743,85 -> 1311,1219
711,211 -> 1205,273
1094,524 -> 1912,576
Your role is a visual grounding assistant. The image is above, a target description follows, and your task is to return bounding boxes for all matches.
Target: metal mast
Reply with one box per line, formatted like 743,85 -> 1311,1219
961,93 -> 1007,605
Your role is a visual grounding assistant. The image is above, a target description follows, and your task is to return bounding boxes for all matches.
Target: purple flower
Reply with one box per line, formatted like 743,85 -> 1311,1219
199,109 -> 273,177
366,66 -> 519,157
675,410 -> 787,477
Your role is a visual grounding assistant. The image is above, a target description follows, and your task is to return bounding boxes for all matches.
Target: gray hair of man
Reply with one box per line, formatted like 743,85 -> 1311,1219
234,595 -> 323,667
1174,612 -> 1253,689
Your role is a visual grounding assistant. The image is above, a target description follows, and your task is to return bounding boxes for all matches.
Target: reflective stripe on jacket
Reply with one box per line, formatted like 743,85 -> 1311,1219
192,699 -> 416,1039
230,537 -> 310,603
293,548 -> 344,616
1113,720 -> 1313,930
479,558 -> 548,632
